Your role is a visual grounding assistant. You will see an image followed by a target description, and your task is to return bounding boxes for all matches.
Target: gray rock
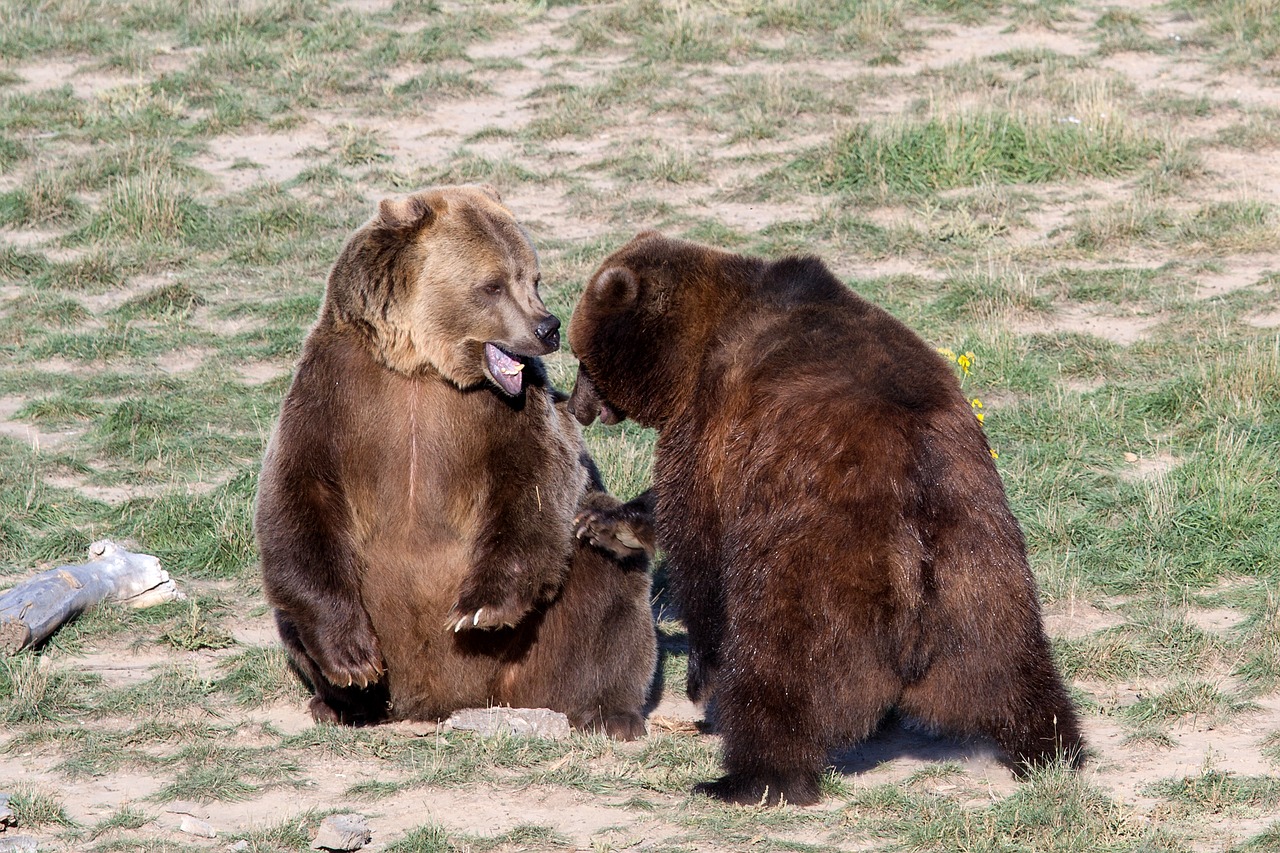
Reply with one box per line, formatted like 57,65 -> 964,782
229,841 -> 251,852
310,814 -> 371,851
179,816 -> 217,838
0,836 -> 37,852
0,792 -> 13,830
444,707 -> 571,739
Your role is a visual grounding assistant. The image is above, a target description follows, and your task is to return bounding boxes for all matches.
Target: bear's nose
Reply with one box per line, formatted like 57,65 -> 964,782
535,315 -> 561,349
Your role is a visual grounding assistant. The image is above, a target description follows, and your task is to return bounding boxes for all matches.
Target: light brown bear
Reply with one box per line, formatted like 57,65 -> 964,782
255,185 -> 656,737
567,231 -> 1083,803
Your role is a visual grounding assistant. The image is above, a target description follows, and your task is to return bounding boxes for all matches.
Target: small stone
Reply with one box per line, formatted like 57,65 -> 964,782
0,836 -> 38,853
0,792 -> 13,830
444,707 -> 571,739
311,814 -> 372,851
179,816 -> 217,838
229,841 -> 251,852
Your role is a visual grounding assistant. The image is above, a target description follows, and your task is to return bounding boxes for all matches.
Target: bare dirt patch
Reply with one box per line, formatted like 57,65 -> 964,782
4,2 -> 1280,851
1015,304 -> 1162,345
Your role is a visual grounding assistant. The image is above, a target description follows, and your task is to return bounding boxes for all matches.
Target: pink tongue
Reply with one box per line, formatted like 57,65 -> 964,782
485,343 -> 524,395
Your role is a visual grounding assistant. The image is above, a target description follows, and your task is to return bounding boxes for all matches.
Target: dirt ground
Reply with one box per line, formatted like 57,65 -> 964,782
3,0 -> 1280,850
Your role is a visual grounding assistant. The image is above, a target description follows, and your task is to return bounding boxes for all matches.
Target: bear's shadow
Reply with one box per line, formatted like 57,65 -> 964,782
827,714 -> 1007,776
694,701 -> 1006,777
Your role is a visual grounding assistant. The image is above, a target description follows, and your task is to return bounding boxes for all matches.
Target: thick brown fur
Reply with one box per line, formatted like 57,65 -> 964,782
568,231 -> 1084,803
255,186 -> 656,737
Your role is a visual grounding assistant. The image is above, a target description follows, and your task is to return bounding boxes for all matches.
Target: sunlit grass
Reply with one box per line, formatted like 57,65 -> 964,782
803,110 -> 1160,197
0,0 -> 1278,850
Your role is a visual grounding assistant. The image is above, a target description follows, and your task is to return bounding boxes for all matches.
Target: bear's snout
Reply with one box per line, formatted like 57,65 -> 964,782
535,314 -> 561,351
567,367 -> 624,427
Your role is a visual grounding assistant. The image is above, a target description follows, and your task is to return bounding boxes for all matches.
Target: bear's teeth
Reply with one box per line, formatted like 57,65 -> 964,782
500,364 -> 524,376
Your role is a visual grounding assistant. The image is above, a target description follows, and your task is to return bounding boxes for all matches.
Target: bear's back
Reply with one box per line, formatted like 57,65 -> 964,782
712,256 -> 962,423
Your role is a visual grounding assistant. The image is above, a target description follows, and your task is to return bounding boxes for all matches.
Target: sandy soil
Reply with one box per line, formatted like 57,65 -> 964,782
3,1 -> 1279,850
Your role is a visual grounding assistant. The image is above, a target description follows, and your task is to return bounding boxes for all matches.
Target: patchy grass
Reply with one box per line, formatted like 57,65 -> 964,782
1,0 -> 1278,850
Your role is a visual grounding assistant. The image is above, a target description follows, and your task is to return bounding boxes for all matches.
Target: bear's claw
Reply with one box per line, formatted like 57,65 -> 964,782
312,620 -> 386,690
320,656 -> 384,691
693,772 -> 821,807
447,600 -> 526,632
574,508 -> 654,560
451,609 -> 490,632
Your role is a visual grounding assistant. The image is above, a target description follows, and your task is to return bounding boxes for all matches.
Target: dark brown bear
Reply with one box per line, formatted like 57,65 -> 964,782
255,185 -> 656,737
567,231 -> 1083,803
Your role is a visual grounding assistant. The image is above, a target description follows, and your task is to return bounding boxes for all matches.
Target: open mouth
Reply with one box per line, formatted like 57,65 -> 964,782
484,342 -> 526,396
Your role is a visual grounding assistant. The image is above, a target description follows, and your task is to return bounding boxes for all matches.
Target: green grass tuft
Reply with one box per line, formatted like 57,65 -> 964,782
115,282 -> 205,321
7,786 -> 77,828
383,823 -> 456,853
216,645 -> 307,706
803,111 -> 1159,196
78,174 -> 211,245
1148,768 -> 1280,816
0,654 -> 99,723
1125,681 -> 1254,725
900,766 -> 1162,851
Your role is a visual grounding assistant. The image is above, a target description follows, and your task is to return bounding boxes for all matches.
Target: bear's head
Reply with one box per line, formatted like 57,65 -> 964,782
326,184 -> 558,396
568,231 -> 757,428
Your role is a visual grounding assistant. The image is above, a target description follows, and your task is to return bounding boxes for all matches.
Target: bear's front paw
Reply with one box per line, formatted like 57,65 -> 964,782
446,593 -> 531,633
313,621 -> 385,689
574,497 -> 655,560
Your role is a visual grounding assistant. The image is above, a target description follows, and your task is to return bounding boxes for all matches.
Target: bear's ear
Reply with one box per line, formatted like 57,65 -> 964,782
376,195 -> 436,232
593,266 -> 639,309
476,183 -> 503,203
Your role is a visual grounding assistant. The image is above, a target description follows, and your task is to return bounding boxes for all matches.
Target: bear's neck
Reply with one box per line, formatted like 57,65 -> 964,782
327,311 -> 446,381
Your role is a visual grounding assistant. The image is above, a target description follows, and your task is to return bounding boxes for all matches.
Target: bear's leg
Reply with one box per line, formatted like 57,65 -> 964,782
899,632 -> 1084,773
984,645 -> 1084,772
276,611 -> 390,725
691,542 -> 905,807
701,627 -> 897,807
574,708 -> 648,741
497,531 -> 657,741
698,660 -> 829,806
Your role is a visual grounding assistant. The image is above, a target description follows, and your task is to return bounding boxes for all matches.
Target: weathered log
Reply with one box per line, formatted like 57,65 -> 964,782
0,540 -> 182,654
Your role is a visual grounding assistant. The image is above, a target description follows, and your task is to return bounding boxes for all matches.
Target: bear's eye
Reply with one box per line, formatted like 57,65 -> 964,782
533,275 -> 542,291
479,278 -> 504,297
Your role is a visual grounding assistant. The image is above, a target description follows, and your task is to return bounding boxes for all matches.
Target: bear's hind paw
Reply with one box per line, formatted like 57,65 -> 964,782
693,772 -> 821,808
577,710 -> 648,741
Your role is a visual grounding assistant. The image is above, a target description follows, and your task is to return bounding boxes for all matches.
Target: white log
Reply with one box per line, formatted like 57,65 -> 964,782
0,539 -> 182,654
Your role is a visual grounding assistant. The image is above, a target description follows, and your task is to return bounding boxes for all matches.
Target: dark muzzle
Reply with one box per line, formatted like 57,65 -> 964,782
535,314 -> 561,350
